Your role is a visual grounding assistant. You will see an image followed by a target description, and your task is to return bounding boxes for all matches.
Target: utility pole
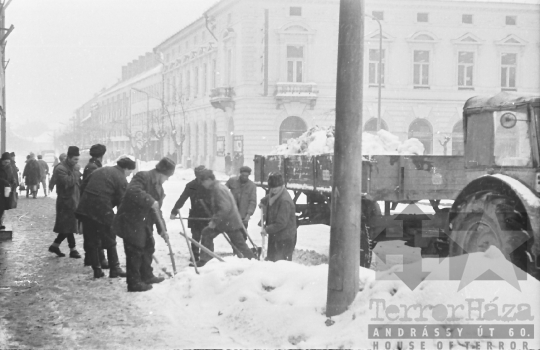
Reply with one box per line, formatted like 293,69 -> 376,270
326,0 -> 364,318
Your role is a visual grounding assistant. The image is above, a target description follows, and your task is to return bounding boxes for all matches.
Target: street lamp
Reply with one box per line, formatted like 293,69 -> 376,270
366,14 -> 383,131
131,87 -> 151,161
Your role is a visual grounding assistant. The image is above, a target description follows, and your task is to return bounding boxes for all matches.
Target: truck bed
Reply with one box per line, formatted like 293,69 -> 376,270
253,154 -> 467,202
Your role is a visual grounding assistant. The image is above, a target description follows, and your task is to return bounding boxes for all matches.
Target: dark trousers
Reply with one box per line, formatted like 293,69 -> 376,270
54,233 -> 76,249
200,226 -> 254,262
82,218 -> 119,270
190,227 -> 202,260
266,236 -> 296,262
123,235 -> 155,286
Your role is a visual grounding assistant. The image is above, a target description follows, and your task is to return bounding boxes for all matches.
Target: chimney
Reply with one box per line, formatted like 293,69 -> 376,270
122,66 -> 127,81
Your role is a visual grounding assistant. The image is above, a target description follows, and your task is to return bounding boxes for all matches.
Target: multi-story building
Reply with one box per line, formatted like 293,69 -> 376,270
72,0 -> 540,170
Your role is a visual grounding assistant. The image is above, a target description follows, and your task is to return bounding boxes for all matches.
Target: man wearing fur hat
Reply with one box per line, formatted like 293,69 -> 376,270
81,143 -> 108,268
226,166 -> 257,229
112,157 -> 174,292
48,146 -> 82,258
259,173 -> 297,262
76,156 -> 136,279
169,165 -> 211,261
196,169 -> 255,267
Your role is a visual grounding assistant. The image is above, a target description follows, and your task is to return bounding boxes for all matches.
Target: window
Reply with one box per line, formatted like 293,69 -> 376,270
212,59 -> 217,89
368,49 -> 385,86
501,53 -> 517,90
408,119 -> 433,154
178,73 -> 183,97
494,110 -> 531,166
290,7 -> 302,16
372,11 -> 384,21
202,63 -> 207,95
458,51 -> 474,89
186,70 -> 191,99
462,14 -> 473,24
413,50 -> 430,88
364,118 -> 388,134
226,49 -> 233,85
279,116 -> 307,144
194,67 -> 199,97
452,121 -> 464,155
417,13 -> 429,23
506,16 -> 517,25
287,45 -> 304,83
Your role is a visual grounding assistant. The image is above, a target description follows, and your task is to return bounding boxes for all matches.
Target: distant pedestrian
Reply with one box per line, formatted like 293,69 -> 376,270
226,166 -> 256,229
224,153 -> 232,175
112,158 -> 175,292
195,169 -> 255,267
9,152 -> 19,189
48,146 -> 82,259
49,153 -> 66,193
81,144 -> 108,268
23,153 -> 41,199
169,165 -> 211,261
259,173 -> 297,262
37,155 -> 50,197
76,156 -> 136,279
53,155 -> 59,167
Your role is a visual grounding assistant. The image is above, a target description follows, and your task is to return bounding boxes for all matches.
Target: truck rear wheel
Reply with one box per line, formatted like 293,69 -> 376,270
449,191 -> 529,273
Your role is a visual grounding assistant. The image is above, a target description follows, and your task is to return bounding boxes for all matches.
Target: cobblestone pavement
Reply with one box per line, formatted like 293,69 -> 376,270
0,194 -> 175,349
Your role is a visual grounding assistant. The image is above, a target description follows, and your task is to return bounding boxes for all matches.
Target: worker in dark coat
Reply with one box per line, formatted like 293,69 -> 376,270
0,152 -> 15,228
76,156 -> 136,279
49,153 -> 66,193
195,169 -> 255,267
23,153 -> 41,199
169,165 -> 211,261
81,144 -> 108,268
226,166 -> 257,229
9,152 -> 19,188
37,155 -> 50,197
260,173 -> 297,262
112,157 -> 175,292
48,146 -> 82,259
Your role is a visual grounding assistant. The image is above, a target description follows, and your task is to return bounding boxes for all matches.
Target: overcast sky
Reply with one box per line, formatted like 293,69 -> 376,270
6,0 -> 217,131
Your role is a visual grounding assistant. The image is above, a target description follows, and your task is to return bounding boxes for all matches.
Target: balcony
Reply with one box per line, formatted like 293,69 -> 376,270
210,87 -> 235,111
274,82 -> 318,110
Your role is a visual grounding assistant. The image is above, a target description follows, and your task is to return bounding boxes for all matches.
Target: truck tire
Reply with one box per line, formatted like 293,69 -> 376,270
449,191 -> 529,273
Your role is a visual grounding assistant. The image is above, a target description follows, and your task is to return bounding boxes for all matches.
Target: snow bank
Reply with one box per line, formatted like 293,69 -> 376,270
270,126 -> 424,156
143,246 -> 539,348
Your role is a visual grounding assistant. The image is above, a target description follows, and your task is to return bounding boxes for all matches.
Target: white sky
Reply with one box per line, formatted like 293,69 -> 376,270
6,0 -> 218,130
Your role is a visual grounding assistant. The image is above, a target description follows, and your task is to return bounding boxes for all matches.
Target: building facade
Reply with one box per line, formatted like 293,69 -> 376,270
72,0 -> 540,170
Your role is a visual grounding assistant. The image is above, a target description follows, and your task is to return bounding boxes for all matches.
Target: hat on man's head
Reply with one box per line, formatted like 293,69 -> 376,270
155,157 -> 176,177
239,166 -> 251,174
37,155 -> 43,159
89,144 -> 107,158
116,155 -> 136,170
198,169 -> 215,182
9,152 -> 15,157
267,172 -> 284,188
194,165 -> 206,177
67,146 -> 80,158
1,152 -> 11,161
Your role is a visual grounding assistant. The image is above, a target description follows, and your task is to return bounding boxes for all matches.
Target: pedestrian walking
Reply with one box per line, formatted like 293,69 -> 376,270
37,155 -> 50,197
259,173 -> 297,262
76,156 -> 136,278
48,153 -> 66,193
0,152 -> 15,228
112,158 -> 175,292
224,153 -> 232,175
225,166 -> 256,229
9,152 -> 19,189
81,144 -> 108,268
169,165 -> 211,261
194,169 -> 255,267
48,146 -> 82,259
23,153 -> 41,199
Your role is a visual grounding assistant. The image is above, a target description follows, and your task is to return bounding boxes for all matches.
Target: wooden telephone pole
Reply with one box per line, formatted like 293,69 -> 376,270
0,0 -> 14,153
326,0 -> 364,317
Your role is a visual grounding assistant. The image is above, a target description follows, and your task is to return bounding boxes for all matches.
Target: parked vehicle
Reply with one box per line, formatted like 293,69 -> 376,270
253,92 -> 540,279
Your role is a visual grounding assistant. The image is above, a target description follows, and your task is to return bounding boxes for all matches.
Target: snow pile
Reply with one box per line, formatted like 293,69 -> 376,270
271,126 -> 424,156
142,246 -> 539,348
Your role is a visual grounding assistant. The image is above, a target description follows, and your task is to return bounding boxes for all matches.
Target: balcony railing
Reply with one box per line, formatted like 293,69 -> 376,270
274,82 -> 318,109
210,87 -> 235,111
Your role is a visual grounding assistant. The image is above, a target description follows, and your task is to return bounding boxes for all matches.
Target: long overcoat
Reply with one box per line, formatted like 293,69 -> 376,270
23,159 -> 41,186
83,158 -> 102,181
225,176 -> 257,219
112,170 -> 165,248
75,166 -> 127,227
209,181 -> 243,232
260,188 -> 297,241
52,161 -> 81,234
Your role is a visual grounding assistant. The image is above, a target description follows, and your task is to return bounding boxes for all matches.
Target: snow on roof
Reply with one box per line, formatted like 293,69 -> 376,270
464,92 -> 540,114
97,64 -> 163,98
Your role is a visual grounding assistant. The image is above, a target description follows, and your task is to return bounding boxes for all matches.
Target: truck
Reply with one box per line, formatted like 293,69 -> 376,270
253,92 -> 540,280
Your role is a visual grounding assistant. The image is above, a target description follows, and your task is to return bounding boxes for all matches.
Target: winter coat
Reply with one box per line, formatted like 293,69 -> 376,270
260,187 -> 297,241
83,158 -> 102,181
10,160 -> 19,187
48,163 -> 61,192
171,179 -> 211,230
75,166 -> 127,227
112,169 -> 165,248
37,159 -> 49,180
23,159 -> 41,186
225,176 -> 256,220
52,161 -> 81,234
0,164 -> 15,188
208,181 -> 244,232
0,178 -> 10,213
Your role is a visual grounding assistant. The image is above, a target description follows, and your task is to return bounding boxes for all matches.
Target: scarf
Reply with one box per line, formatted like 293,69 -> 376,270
268,186 -> 285,207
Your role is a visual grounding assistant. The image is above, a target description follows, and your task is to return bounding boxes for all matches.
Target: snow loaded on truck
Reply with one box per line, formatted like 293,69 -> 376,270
253,92 -> 540,280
